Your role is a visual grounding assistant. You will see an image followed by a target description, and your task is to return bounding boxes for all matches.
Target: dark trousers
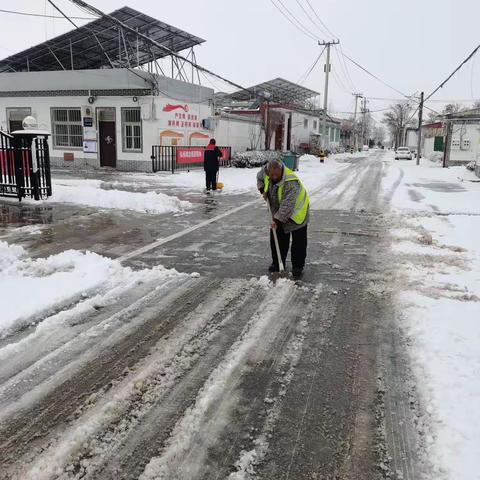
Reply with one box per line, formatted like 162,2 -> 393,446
205,170 -> 217,190
270,224 -> 307,270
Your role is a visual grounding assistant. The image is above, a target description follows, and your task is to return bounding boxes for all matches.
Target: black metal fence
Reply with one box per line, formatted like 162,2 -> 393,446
151,145 -> 231,173
0,131 -> 52,201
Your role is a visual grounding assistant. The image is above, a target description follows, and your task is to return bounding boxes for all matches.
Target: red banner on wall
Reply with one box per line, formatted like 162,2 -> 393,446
176,147 -> 230,165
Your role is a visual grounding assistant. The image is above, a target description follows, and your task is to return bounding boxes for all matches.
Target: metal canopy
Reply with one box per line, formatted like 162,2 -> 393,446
0,6 -> 205,73
229,78 -> 319,104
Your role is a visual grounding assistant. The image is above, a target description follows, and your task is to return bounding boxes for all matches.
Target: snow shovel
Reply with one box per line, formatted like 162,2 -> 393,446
266,198 -> 288,279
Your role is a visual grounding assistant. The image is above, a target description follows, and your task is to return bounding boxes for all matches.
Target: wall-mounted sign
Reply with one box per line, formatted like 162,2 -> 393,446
163,104 -> 189,113
83,140 -> 97,153
83,126 -> 97,141
64,152 -> 74,161
176,147 -> 230,165
83,117 -> 93,127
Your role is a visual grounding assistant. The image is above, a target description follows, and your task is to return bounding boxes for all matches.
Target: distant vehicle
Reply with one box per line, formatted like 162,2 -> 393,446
395,147 -> 413,160
362,145 -> 369,151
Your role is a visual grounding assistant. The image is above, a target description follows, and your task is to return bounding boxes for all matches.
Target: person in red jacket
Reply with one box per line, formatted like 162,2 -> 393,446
203,138 -> 223,192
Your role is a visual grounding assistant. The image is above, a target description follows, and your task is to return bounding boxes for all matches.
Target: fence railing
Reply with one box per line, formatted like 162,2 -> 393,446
151,145 -> 231,173
0,130 -> 52,201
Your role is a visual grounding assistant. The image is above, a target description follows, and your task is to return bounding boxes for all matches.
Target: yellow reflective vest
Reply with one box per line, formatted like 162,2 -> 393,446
264,166 -> 309,225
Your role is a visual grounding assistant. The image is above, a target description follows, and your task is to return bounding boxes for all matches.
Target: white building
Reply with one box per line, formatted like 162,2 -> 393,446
218,78 -> 341,153
422,112 -> 480,174
0,69 -> 214,171
0,7 -> 227,172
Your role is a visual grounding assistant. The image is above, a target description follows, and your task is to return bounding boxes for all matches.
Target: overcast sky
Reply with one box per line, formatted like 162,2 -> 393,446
1,0 -> 479,121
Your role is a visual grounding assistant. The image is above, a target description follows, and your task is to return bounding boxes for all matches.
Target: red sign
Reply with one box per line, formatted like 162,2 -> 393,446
176,147 -> 230,165
163,104 -> 189,113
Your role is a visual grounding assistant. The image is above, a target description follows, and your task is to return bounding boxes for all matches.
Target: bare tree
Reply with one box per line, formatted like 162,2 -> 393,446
382,102 -> 416,148
248,124 -> 262,150
372,125 -> 386,146
442,103 -> 462,115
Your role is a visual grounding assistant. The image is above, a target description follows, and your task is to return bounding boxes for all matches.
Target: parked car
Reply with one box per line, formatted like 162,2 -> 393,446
362,145 -> 369,151
395,147 -> 413,160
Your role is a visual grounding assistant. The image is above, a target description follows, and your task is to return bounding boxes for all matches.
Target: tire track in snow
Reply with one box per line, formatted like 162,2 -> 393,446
137,279 -> 308,480
53,280 -> 266,480
0,276 -> 221,474
0,274 -> 189,417
0,273 -> 182,385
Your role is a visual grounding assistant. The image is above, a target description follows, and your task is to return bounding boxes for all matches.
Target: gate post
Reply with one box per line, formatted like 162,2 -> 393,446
12,136 -> 25,201
12,116 -> 51,200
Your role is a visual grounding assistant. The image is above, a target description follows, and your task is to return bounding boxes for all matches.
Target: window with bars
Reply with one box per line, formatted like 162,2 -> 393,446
51,108 -> 82,148
122,108 -> 142,152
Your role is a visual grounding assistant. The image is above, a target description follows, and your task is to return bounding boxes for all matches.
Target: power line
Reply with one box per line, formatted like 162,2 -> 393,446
425,42 -> 480,102
296,46 -> 326,84
268,0 -> 318,41
340,51 -> 409,98
266,0 -> 409,102
331,66 -> 350,94
65,0 -> 259,99
303,0 -> 337,39
293,0 -> 329,39
0,7 -> 93,20
332,45 -> 356,92
335,44 -> 356,91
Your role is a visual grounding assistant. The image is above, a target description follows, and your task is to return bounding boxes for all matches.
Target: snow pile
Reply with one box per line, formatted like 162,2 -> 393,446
298,153 -> 319,162
0,241 -> 179,335
0,240 -> 24,271
49,179 -> 192,214
231,150 -> 282,168
427,152 -> 444,163
383,156 -> 480,480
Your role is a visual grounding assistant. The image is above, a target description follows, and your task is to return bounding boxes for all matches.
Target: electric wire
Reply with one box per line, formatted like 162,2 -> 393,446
296,46 -> 326,84
425,42 -> 480,102
268,0 -> 318,41
293,0 -> 329,39
0,7 -> 93,20
65,0 -> 260,99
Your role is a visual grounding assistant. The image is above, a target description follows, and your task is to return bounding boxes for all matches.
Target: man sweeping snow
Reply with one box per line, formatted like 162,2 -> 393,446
257,159 -> 310,279
203,138 -> 223,192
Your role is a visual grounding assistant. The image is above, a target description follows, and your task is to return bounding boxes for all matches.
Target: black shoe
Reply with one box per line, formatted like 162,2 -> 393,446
292,268 -> 303,279
268,264 -> 279,273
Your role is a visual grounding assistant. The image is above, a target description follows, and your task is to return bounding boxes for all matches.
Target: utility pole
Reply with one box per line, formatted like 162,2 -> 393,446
416,91 -> 424,165
361,97 -> 368,146
319,40 -> 340,150
443,121 -> 452,168
352,93 -> 363,152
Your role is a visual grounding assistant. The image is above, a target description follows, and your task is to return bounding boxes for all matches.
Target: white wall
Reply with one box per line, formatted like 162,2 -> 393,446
450,123 -> 480,164
0,94 -> 212,170
289,111 -> 340,150
212,115 -> 263,153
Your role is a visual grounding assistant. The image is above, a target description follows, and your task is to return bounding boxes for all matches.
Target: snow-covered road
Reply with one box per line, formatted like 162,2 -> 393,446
0,151 -> 478,479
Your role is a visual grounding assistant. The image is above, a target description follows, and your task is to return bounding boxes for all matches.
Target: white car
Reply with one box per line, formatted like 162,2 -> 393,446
362,145 -> 369,151
395,147 -> 413,160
